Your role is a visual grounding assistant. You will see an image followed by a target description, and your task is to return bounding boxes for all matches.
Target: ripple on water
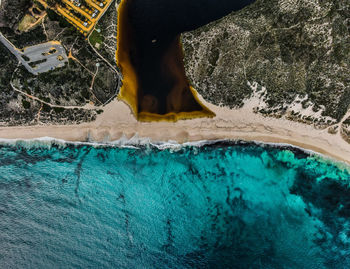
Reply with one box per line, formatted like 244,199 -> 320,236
0,142 -> 349,268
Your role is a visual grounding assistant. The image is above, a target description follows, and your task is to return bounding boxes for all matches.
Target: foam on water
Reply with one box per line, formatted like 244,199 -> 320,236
0,136 -> 348,170
0,141 -> 349,268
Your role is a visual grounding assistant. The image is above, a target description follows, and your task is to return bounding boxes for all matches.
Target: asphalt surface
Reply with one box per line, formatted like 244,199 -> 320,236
0,32 -> 68,75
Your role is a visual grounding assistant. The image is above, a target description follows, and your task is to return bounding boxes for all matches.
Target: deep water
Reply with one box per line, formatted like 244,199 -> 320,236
119,0 -> 256,115
0,142 -> 350,268
128,0 -> 256,39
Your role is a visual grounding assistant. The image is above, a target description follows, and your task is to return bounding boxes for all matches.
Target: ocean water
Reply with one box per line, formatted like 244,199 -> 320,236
0,141 -> 349,269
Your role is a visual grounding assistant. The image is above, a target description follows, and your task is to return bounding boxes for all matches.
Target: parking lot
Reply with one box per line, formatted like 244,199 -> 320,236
47,0 -> 113,36
0,33 -> 68,75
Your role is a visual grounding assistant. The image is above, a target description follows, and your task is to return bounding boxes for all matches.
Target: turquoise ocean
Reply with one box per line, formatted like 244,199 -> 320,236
0,140 -> 350,268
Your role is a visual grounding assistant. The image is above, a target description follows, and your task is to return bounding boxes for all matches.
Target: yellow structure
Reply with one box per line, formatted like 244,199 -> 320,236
41,0 -> 113,36
116,0 -> 215,122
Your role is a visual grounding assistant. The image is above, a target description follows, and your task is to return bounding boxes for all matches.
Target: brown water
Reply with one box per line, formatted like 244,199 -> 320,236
116,0 -> 255,121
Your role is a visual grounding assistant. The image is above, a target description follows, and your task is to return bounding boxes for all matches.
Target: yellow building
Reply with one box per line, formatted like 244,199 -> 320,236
40,0 -> 113,36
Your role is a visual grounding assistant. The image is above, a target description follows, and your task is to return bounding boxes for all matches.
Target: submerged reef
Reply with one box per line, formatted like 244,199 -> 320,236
0,142 -> 350,267
116,0 -> 255,121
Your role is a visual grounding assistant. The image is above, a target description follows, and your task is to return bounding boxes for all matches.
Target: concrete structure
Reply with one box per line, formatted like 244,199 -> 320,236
0,33 -> 68,75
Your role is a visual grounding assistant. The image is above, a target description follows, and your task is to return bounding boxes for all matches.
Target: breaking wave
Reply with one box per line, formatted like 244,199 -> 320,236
0,138 -> 349,268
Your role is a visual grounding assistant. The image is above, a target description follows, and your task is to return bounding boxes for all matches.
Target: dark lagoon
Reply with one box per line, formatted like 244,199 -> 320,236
117,0 -> 255,120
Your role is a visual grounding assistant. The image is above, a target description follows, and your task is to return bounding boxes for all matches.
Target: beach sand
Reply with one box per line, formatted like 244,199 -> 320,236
0,94 -> 349,164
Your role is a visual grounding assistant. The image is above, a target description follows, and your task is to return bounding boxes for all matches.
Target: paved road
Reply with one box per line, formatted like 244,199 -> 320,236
0,32 -> 32,70
0,32 -> 68,75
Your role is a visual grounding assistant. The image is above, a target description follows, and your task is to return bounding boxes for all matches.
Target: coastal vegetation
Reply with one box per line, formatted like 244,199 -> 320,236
183,0 -> 350,129
0,0 -> 118,126
89,29 -> 104,47
0,0 -> 349,144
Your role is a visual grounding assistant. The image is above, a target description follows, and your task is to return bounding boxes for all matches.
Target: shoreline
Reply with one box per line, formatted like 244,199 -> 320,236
0,96 -> 349,165
0,137 -> 346,168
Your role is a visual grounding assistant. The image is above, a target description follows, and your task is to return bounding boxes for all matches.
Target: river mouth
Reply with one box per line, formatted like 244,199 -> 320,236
115,0 -> 212,122
116,0 -> 256,122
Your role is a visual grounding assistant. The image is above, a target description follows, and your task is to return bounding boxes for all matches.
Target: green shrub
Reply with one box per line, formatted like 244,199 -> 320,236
22,100 -> 31,109
53,106 -> 65,113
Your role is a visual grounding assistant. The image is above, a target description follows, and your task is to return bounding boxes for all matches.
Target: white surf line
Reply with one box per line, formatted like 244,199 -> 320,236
0,136 -> 349,172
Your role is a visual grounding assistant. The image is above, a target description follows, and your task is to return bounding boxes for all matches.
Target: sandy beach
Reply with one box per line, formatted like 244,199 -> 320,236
0,94 -> 349,165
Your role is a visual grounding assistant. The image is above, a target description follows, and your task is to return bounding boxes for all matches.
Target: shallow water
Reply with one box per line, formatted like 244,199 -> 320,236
0,142 -> 349,268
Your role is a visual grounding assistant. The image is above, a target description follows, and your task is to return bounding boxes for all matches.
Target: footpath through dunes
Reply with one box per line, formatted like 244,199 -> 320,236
116,0 -> 255,122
